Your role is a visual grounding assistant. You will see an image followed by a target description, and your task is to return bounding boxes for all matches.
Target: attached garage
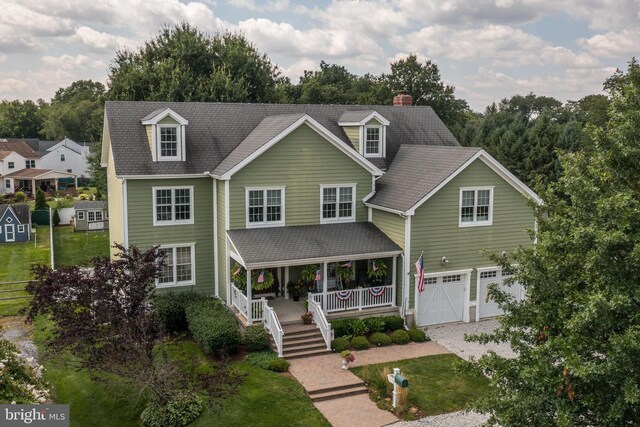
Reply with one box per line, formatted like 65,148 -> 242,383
415,269 -> 471,326
476,267 -> 522,320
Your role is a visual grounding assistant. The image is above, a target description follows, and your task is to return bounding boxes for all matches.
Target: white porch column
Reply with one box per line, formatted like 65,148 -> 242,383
32,179 -> 36,195
284,266 -> 290,299
246,269 -> 252,324
54,178 -> 59,191
276,267 -> 282,298
322,261 -> 328,310
392,255 -> 397,306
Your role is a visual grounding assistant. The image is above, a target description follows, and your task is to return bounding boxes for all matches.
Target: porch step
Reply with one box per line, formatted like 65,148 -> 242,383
308,383 -> 369,402
284,348 -> 332,359
282,324 -> 318,335
283,336 -> 325,348
283,342 -> 327,353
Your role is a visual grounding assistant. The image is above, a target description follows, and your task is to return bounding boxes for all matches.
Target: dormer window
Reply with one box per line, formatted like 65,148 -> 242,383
141,108 -> 188,162
338,110 -> 389,159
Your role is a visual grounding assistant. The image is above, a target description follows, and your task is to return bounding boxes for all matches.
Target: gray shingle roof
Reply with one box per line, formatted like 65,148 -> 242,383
213,113 -> 306,176
227,222 -> 402,267
0,204 -> 30,224
338,110 -> 376,123
367,145 -> 481,212
105,101 -> 460,176
74,201 -> 106,210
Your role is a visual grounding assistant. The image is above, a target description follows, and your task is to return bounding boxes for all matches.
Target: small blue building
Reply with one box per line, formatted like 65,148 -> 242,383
0,204 -> 31,243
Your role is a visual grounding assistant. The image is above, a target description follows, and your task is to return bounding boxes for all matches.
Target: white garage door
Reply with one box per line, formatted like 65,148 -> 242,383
477,269 -> 522,319
417,274 -> 465,326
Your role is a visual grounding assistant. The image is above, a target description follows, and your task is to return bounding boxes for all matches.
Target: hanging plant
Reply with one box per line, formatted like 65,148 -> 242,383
252,270 -> 275,291
367,259 -> 388,286
300,264 -> 319,286
231,262 -> 246,292
335,261 -> 354,287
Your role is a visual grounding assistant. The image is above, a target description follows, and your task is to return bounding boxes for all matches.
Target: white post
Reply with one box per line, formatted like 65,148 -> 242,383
246,269 -> 252,324
392,256 -> 397,306
392,368 -> 400,409
276,267 -> 282,297
322,261 -> 328,310
284,266 -> 290,299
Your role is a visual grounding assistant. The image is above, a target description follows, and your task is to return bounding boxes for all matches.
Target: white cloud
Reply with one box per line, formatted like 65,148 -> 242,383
41,54 -> 104,70
228,0 -> 290,12
69,26 -> 137,53
578,30 -> 640,58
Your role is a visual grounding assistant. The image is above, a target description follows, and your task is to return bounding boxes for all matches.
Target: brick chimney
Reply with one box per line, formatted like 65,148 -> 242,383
393,91 -> 413,106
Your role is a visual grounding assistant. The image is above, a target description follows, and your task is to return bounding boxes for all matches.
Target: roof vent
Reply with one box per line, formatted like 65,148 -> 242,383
393,91 -> 413,106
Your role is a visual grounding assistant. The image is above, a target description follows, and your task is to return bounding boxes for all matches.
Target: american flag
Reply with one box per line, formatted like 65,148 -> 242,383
315,269 -> 322,281
257,270 -> 265,283
341,261 -> 352,268
416,253 -> 425,293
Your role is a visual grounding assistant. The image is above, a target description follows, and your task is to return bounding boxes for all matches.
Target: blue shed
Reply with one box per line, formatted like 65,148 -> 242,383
0,204 -> 31,243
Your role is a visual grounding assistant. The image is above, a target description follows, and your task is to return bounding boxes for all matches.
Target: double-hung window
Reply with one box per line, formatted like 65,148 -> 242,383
159,126 -> 179,160
459,187 -> 493,227
26,160 -> 35,169
153,186 -> 194,225
246,188 -> 284,227
365,126 -> 381,157
7,162 -> 14,169
321,185 -> 355,223
60,154 -> 65,162
77,211 -> 85,221
157,244 -> 195,287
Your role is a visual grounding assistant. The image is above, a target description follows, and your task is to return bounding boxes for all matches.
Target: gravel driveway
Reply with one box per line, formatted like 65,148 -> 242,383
391,318 -> 511,427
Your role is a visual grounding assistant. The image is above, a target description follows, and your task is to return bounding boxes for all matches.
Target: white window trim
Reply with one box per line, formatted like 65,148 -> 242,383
320,184 -> 357,224
155,243 -> 196,288
88,210 -> 104,222
459,186 -> 494,227
60,153 -> 65,162
156,124 -> 182,161
245,186 -> 286,229
77,211 -> 85,221
18,225 -> 25,233
152,186 -> 195,226
364,125 -> 383,158
8,162 -> 14,169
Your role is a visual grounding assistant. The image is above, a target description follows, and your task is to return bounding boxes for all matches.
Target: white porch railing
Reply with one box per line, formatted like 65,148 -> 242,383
308,298 -> 332,350
310,285 -> 394,313
263,302 -> 284,357
231,284 -> 265,323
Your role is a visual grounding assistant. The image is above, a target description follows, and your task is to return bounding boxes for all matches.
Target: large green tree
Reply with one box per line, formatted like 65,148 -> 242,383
41,80 -> 105,142
0,99 -> 45,138
107,23 -> 287,103
467,59 -> 640,425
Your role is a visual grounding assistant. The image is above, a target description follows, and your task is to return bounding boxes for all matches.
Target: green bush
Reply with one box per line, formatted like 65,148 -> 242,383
244,325 -> 270,352
140,392 -> 203,427
369,332 -> 392,347
408,328 -> 427,342
267,359 -> 290,372
331,337 -> 350,352
350,336 -> 370,350
347,318 -> 369,336
186,298 -> 240,356
391,329 -> 410,345
14,191 -> 26,203
364,317 -> 386,333
0,338 -> 49,404
155,292 -> 208,333
382,315 -> 405,331
245,351 -> 278,369
330,319 -> 351,338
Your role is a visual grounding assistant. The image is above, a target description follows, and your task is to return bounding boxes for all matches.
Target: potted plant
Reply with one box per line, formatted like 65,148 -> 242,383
340,350 -> 356,369
287,281 -> 303,301
301,311 -> 313,325
367,259 -> 388,287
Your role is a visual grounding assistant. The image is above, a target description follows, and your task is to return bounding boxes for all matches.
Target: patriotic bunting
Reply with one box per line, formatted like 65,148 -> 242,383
335,290 -> 353,301
368,286 -> 386,298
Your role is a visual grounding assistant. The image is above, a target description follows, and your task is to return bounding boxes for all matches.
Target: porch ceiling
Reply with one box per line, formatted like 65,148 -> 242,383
227,222 -> 402,269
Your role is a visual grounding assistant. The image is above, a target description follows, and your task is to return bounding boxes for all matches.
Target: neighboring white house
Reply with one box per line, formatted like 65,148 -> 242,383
0,151 -> 26,194
37,138 -> 91,176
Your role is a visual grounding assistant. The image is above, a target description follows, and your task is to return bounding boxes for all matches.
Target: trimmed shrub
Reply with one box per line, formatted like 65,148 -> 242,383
350,336 -> 370,350
34,189 -> 46,209
331,337 -> 350,352
382,315 -> 405,332
244,325 -> 270,352
245,351 -> 278,369
408,328 -> 427,343
364,317 -> 386,333
155,292 -> 208,333
331,319 -> 351,338
267,359 -> 290,372
347,318 -> 369,336
14,191 -> 26,203
391,329 -> 410,345
369,332 -> 392,347
140,392 -> 203,427
186,298 -> 241,356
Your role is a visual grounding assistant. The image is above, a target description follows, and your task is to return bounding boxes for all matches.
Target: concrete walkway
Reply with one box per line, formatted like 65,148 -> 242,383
290,341 -> 450,427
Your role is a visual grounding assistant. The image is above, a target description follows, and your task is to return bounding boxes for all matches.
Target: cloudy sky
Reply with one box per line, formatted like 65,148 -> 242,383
0,0 -> 638,111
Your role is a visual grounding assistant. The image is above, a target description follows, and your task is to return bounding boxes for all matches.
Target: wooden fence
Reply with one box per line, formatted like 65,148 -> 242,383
0,280 -> 30,302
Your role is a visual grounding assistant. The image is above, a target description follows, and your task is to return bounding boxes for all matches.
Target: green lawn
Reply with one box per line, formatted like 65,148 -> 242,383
53,226 -> 109,268
33,317 -> 329,427
352,354 -> 490,420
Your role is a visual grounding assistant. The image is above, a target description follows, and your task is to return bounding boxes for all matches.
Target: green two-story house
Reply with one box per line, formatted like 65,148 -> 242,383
102,96 -> 539,353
